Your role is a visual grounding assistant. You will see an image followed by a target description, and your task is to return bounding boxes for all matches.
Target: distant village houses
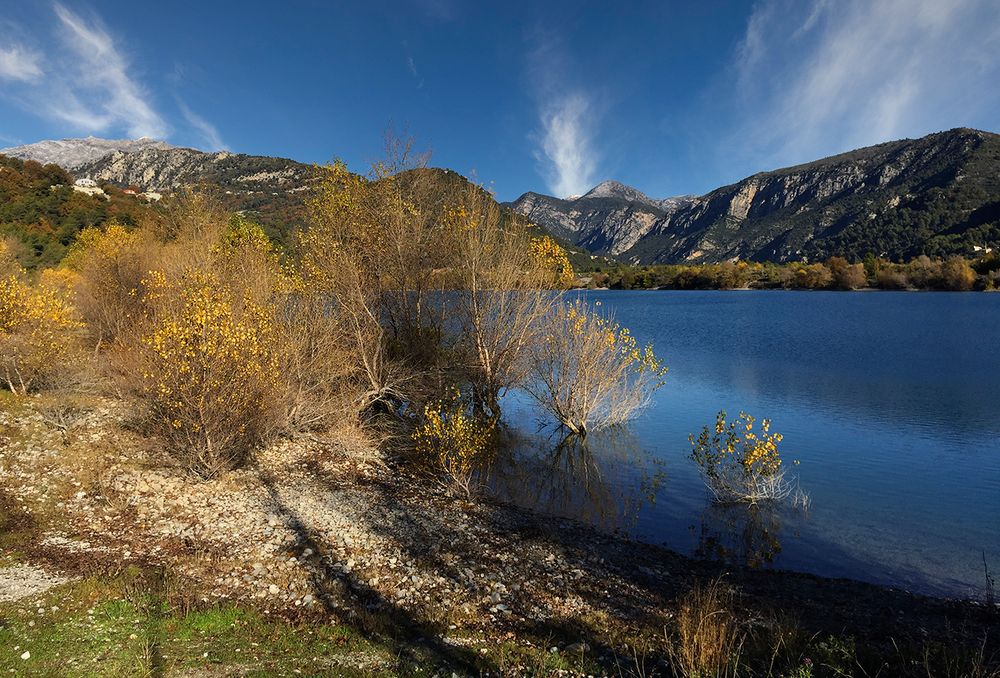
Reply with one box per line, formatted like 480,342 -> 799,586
71,177 -> 107,199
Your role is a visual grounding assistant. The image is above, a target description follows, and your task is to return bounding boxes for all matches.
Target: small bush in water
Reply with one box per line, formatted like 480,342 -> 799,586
690,411 -> 793,504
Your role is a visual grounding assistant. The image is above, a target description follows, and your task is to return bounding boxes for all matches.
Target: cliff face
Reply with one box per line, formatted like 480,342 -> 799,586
512,128 -> 1000,263
509,181 -> 695,256
74,148 -> 317,194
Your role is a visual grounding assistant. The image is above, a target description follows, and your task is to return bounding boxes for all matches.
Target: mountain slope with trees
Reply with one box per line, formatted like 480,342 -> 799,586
510,128 -> 1000,263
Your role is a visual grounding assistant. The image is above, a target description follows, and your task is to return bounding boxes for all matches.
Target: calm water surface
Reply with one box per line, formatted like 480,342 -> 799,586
491,290 -> 1000,599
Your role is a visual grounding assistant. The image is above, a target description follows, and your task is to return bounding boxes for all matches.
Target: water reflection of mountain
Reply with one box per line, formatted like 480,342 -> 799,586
485,426 -> 666,535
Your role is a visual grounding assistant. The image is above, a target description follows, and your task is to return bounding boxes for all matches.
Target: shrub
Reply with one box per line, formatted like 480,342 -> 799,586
690,411 -> 793,504
125,269 -> 282,478
670,578 -> 745,677
527,299 -> 668,434
64,221 -> 153,348
0,272 -> 82,394
940,256 -> 977,291
875,268 -> 909,290
413,389 -> 495,497
828,257 -> 867,290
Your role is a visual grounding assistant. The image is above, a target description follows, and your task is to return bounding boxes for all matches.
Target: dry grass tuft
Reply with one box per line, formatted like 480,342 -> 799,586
670,578 -> 745,678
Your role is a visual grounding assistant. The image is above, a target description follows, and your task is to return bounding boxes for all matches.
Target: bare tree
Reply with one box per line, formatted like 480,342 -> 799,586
446,185 -> 561,418
527,299 -> 668,434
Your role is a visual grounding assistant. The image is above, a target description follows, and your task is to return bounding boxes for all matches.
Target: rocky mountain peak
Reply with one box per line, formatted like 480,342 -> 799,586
582,180 -> 653,203
0,136 -> 176,170
512,128 -> 1000,264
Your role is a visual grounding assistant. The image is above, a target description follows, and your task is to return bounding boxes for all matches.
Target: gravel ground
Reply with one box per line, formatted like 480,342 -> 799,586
1,395 -> 997,653
0,564 -> 72,603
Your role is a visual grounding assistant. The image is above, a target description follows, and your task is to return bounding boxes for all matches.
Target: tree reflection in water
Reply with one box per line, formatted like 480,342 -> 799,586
483,426 -> 666,534
693,502 -> 795,569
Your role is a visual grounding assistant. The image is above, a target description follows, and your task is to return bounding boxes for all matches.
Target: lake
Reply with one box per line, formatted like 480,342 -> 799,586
490,290 -> 1000,600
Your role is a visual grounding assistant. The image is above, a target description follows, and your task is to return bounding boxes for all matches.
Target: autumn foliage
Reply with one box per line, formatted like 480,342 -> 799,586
527,299 -> 668,434
690,411 -> 791,504
0,271 -> 82,394
132,269 -> 281,478
1,144 -> 666,487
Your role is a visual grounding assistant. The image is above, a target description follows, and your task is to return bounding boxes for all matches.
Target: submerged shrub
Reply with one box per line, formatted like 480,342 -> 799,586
125,269 -> 281,478
527,299 -> 668,434
413,389 -> 495,497
0,272 -> 82,394
690,411 -> 793,504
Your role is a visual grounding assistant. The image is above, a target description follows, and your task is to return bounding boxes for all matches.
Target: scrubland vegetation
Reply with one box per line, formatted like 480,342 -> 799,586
588,253 -> 999,291
0,141 -> 661,486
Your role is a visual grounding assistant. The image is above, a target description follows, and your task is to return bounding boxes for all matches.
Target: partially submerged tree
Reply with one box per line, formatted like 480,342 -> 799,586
445,188 -> 569,419
526,299 -> 668,434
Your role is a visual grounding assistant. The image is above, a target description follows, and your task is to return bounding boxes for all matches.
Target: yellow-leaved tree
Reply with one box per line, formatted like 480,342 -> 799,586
131,268 -> 281,478
444,189 -> 568,419
63,220 -> 152,349
527,299 -> 668,434
0,270 -> 82,394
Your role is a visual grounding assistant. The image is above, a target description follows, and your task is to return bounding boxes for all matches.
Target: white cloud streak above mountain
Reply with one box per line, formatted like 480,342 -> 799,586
527,29 -> 600,198
538,92 -> 597,198
729,0 -> 1000,168
0,4 -> 231,146
0,43 -> 42,82
179,101 -> 228,151
50,3 -> 166,138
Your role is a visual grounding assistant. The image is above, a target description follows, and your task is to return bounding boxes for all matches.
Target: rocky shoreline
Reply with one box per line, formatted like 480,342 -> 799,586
2,395 -> 998,673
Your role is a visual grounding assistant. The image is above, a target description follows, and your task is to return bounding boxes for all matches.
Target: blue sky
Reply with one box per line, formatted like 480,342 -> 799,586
1,1 -> 998,201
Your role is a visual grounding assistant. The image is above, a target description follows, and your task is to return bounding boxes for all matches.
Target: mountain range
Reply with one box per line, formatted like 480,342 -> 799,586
4,127 -> 999,265
509,128 -> 1000,263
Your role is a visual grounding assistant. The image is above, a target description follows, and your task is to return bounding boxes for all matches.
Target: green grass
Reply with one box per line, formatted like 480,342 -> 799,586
0,570 -> 399,677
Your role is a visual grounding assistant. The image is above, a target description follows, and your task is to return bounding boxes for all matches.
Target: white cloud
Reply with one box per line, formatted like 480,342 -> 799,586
0,4 -> 180,140
51,3 -> 166,138
538,92 -> 598,198
179,101 -> 227,151
0,44 -> 42,82
527,28 -> 601,198
728,0 -> 1000,169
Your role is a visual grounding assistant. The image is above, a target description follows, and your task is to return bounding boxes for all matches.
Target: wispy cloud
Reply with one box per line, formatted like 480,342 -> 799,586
527,29 -> 600,198
0,43 -> 42,82
0,4 -> 194,141
727,0 -> 1000,169
50,3 -> 166,138
538,93 -> 597,198
403,44 -> 424,89
179,101 -> 227,151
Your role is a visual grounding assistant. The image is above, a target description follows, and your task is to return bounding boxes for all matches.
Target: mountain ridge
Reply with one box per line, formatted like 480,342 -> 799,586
509,127 -> 1000,263
0,136 -> 176,170
6,127 -> 999,264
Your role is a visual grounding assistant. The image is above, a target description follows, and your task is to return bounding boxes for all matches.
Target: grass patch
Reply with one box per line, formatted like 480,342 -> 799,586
0,569 -> 398,677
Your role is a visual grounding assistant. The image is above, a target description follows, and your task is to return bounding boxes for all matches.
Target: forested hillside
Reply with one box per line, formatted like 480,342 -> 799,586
0,156 -> 154,269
